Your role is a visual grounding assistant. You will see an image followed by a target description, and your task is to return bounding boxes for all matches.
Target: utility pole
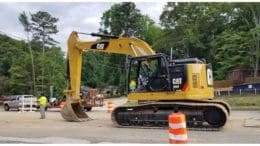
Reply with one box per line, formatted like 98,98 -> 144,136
50,85 -> 53,99
170,48 -> 173,61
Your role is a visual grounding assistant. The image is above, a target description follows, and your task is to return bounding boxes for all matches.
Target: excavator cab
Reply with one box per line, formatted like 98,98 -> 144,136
112,55 -> 230,129
127,53 -> 171,93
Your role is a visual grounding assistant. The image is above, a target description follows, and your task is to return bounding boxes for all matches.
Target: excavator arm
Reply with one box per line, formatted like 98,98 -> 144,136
60,31 -> 155,121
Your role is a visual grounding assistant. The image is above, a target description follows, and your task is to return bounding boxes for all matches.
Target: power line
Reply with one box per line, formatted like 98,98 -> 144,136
0,29 -> 125,71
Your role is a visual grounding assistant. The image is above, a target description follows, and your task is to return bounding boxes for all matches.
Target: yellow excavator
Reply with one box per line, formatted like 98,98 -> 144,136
61,31 -> 230,130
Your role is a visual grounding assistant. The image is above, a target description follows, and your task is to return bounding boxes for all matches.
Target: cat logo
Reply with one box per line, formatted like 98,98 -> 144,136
91,42 -> 109,50
96,43 -> 105,49
172,78 -> 182,85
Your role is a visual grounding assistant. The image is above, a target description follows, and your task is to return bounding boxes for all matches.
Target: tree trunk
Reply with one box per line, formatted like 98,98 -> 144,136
42,32 -> 45,94
250,6 -> 260,77
27,31 -> 36,95
254,37 -> 259,77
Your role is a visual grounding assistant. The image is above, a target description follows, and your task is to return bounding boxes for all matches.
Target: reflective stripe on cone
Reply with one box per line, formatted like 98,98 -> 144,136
168,112 -> 188,144
107,100 -> 114,113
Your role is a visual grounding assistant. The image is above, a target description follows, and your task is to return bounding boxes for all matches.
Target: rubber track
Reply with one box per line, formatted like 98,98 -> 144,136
111,100 -> 230,131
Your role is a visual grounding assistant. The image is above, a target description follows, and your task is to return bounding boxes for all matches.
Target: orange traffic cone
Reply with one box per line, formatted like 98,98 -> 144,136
60,101 -> 65,108
168,112 -> 188,144
107,100 -> 114,113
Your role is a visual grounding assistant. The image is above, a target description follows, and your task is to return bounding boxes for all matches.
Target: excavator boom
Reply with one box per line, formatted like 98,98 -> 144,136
61,31 -> 155,121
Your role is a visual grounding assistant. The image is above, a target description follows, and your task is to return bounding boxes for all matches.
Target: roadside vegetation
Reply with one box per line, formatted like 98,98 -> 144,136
215,95 -> 260,110
0,2 -> 260,100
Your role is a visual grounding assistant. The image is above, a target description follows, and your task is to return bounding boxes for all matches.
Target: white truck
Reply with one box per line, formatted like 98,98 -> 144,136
3,95 -> 40,111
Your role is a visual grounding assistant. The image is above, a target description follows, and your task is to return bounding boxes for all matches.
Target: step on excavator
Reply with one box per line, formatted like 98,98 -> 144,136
61,31 -> 230,130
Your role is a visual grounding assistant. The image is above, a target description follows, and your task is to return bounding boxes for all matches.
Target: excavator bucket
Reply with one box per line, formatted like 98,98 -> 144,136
60,94 -> 92,122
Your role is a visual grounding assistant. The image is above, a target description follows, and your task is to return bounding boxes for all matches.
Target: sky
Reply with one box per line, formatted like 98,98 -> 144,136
0,2 -> 166,52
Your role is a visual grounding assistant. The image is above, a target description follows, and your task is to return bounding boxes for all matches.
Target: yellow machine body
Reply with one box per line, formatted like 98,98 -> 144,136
61,31 -> 229,130
128,64 -> 214,101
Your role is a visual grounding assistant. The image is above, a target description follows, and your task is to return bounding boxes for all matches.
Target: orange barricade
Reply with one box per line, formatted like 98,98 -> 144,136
107,100 -> 114,113
168,112 -> 188,144
60,101 -> 65,108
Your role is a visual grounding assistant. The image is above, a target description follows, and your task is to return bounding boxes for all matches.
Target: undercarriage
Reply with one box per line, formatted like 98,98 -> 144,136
112,100 -> 230,131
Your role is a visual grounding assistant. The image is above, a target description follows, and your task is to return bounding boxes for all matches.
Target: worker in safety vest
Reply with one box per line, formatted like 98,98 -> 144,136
38,93 -> 47,119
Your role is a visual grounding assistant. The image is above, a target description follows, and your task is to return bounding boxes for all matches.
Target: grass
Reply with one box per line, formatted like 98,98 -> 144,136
215,95 -> 260,110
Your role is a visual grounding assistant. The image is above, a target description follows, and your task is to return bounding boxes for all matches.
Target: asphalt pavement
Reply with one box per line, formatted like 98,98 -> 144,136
0,97 -> 259,144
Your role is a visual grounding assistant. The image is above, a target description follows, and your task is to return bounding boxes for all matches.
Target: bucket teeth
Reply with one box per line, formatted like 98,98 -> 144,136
60,98 -> 92,122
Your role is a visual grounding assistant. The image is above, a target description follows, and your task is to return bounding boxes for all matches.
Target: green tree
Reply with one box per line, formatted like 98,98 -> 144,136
6,52 -> 32,94
0,34 -> 24,95
31,11 -> 59,46
81,52 -> 107,89
250,24 -> 260,77
141,15 -> 163,47
159,3 -> 229,61
100,2 -> 145,37
0,76 -> 7,95
232,4 -> 260,77
30,11 -> 59,94
44,46 -> 66,97
210,3 -> 260,79
82,2 -> 159,95
212,31 -> 251,80
18,11 -> 36,95
0,37 -> 14,76
159,2 -> 260,80
0,11 -> 65,97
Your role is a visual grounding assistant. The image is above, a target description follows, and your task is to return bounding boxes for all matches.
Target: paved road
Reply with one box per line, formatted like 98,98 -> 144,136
0,97 -> 259,144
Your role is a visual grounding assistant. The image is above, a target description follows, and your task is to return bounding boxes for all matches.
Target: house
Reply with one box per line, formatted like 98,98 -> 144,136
228,69 -> 254,85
